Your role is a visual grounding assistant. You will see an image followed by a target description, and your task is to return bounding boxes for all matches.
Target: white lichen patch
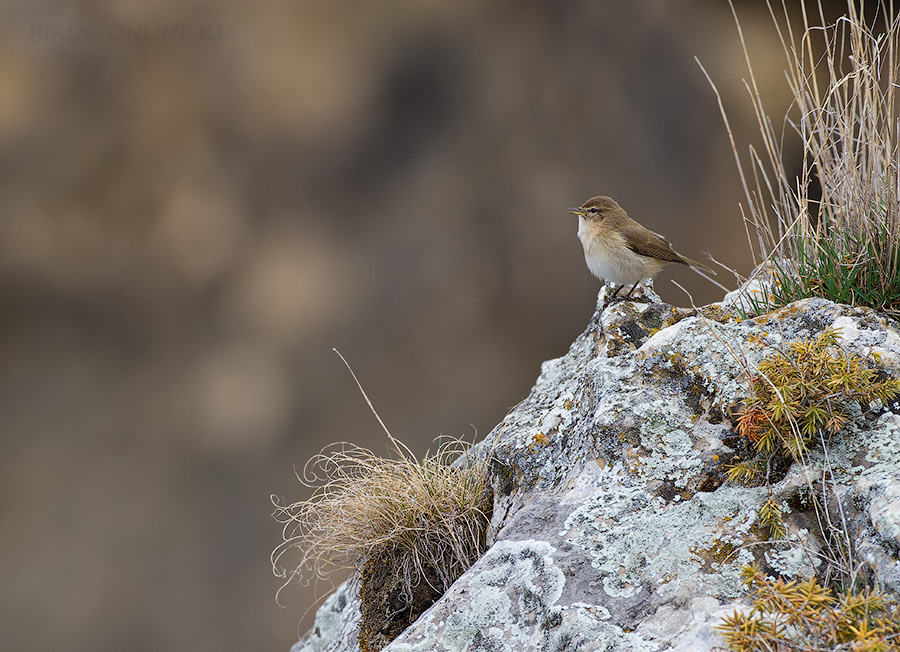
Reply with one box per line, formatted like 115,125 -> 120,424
865,413 -> 900,466
291,581 -> 361,652
853,471 -> 900,550
629,399 -> 703,485
831,313 -> 900,373
380,540 -> 564,652
559,465 -> 759,600
380,539 -> 665,652
765,539 -> 819,578
869,483 -> 900,545
636,316 -> 765,411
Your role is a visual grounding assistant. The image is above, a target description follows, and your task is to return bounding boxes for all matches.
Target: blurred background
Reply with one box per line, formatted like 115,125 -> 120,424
0,1 -> 866,651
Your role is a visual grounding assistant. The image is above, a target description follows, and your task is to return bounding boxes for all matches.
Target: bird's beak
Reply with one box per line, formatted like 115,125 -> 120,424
569,207 -> 585,216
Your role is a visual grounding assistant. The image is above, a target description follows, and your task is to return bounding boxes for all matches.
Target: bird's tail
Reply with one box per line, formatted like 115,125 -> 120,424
681,255 -> 730,292
680,254 -> 715,276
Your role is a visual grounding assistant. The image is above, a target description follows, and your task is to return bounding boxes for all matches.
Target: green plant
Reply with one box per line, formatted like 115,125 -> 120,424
727,327 -> 899,586
758,497 -> 787,540
718,564 -> 900,651
729,328 -> 900,485
272,435 -> 492,652
704,0 -> 900,315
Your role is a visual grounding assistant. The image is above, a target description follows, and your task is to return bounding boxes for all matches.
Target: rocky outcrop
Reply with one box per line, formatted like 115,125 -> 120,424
292,284 -> 900,652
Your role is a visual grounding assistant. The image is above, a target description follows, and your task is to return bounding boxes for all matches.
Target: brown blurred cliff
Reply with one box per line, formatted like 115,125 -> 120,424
0,1 -> 859,651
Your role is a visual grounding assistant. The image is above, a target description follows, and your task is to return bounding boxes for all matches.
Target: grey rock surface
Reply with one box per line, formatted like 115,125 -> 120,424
292,284 -> 900,652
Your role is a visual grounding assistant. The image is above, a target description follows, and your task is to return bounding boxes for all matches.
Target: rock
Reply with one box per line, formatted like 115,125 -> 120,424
290,285 -> 900,651
291,581 -> 360,652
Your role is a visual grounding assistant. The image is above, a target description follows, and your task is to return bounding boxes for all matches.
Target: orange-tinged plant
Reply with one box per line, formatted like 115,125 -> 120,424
729,328 -> 900,485
718,565 -> 900,651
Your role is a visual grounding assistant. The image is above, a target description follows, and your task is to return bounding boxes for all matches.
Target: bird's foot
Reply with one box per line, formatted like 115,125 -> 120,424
603,283 -> 648,306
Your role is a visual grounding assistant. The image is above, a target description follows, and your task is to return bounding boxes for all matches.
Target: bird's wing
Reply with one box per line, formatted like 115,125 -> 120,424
629,226 -> 716,274
623,224 -> 686,264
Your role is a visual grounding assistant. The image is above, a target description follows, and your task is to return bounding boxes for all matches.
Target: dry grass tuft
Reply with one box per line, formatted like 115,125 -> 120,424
271,353 -> 492,650
271,434 -> 492,631
705,0 -> 900,315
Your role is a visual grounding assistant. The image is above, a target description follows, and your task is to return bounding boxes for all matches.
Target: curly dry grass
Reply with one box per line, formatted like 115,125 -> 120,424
271,434 -> 492,608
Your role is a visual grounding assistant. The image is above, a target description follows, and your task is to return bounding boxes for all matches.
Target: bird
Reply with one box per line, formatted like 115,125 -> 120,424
569,195 -> 714,300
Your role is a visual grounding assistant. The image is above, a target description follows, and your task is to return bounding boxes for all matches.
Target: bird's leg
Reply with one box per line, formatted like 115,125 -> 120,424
623,282 -> 640,299
608,284 -> 624,301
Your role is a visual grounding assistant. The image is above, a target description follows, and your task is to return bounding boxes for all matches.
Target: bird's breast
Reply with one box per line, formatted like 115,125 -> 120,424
577,219 -> 663,286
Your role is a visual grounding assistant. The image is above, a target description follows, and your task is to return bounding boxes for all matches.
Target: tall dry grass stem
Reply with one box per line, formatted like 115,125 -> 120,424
705,0 -> 900,314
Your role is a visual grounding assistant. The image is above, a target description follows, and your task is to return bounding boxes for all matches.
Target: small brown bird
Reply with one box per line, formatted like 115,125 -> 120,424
569,196 -> 714,299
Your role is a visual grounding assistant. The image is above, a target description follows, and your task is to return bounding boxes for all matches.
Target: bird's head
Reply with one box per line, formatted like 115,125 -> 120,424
568,196 -> 623,223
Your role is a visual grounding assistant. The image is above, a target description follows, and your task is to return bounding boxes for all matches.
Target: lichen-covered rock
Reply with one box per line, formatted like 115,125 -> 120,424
292,581 -> 360,652
290,284 -> 900,652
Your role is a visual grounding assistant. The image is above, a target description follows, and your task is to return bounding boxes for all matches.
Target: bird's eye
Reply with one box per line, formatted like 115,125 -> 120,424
588,207 -> 598,214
